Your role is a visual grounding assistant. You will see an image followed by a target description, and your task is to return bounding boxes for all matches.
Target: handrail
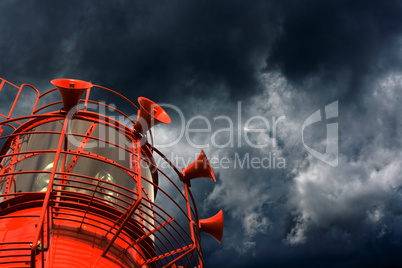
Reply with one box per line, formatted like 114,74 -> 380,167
30,118 -> 69,265
0,78 -> 204,268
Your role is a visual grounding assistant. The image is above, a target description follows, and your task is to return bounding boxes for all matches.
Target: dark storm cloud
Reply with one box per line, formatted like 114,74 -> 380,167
79,1 -> 278,101
1,0 -> 402,102
0,1 -> 278,102
266,0 -> 402,101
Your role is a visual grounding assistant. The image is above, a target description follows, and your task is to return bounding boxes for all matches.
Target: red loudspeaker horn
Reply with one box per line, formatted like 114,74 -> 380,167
133,97 -> 171,136
182,150 -> 216,182
51,78 -> 93,111
199,210 -> 224,244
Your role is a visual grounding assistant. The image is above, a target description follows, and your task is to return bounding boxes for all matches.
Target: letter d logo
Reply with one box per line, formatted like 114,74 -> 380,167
302,101 -> 338,167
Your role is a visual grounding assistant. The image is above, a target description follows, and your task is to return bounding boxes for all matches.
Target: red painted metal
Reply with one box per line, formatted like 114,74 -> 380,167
182,150 -> 216,184
199,211 -> 224,244
133,97 -> 171,136
0,77 -> 223,268
51,78 -> 93,111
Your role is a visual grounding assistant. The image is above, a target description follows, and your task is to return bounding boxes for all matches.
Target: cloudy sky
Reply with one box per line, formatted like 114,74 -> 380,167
2,0 -> 402,267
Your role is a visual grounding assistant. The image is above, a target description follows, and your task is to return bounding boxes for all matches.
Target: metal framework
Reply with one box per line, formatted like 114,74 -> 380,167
0,78 -> 221,268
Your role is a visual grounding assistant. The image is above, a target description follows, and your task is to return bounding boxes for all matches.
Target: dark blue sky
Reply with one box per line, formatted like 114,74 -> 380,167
1,1 -> 402,267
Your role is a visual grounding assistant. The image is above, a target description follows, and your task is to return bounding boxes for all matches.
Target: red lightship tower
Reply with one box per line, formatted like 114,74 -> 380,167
0,78 -> 223,267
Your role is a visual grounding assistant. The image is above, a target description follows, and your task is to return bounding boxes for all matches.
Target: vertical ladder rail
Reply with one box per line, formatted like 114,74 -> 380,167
30,118 -> 69,267
101,139 -> 142,257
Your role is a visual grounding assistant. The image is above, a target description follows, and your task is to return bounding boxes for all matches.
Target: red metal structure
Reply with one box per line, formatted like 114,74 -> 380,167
0,78 -> 223,267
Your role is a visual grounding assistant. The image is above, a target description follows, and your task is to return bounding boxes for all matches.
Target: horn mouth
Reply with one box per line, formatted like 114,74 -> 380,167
138,97 -> 171,125
199,210 -> 224,244
199,150 -> 215,182
51,78 -> 93,90
182,150 -> 216,183
51,78 -> 93,111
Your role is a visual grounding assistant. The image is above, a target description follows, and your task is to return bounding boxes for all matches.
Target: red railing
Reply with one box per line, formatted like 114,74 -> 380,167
0,78 -> 204,268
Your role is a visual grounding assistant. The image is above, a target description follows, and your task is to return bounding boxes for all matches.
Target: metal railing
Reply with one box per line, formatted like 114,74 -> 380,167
0,78 -> 204,268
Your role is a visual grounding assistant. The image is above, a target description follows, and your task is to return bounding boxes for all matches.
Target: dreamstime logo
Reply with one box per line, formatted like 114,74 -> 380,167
302,101 -> 338,167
